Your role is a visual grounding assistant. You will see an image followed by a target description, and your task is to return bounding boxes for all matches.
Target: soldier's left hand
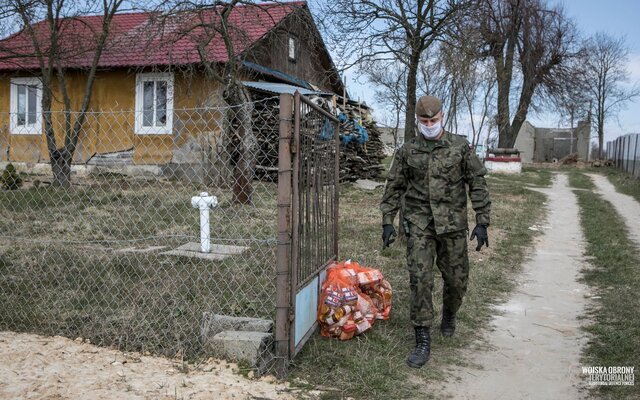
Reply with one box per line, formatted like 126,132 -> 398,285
470,224 -> 489,251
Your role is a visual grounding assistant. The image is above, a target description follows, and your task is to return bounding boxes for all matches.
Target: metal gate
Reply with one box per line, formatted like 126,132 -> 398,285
274,91 -> 339,376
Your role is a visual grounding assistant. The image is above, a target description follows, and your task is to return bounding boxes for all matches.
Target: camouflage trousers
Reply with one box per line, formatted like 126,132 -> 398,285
405,220 -> 469,328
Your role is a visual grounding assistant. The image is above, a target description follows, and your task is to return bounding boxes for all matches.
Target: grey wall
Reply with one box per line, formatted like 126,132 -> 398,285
514,121 -> 536,163
516,117 -> 591,163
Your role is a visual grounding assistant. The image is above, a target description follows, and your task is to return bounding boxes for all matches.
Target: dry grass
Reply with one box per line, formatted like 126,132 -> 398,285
0,174 -> 278,360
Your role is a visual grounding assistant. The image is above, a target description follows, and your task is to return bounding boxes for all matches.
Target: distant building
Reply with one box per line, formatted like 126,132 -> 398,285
514,119 -> 591,163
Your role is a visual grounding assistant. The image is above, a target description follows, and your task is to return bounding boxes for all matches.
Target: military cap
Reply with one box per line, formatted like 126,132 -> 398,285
416,96 -> 442,118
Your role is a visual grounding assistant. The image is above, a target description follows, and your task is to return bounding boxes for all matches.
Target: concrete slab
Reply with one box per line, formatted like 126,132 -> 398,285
160,242 -> 248,260
208,330 -> 273,371
115,246 -> 167,254
354,179 -> 384,190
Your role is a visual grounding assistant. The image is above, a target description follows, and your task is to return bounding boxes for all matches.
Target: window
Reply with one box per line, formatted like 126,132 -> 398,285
288,36 -> 298,62
135,72 -> 174,135
10,77 -> 42,135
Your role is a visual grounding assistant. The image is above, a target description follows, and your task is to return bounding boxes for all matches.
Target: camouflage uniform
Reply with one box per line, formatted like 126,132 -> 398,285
380,131 -> 491,328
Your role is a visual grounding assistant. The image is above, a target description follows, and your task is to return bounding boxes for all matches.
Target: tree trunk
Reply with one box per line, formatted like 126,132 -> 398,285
597,122 -> 604,160
404,54 -> 420,142
495,58 -> 513,148
224,82 -> 255,204
50,149 -> 72,187
496,88 -> 513,148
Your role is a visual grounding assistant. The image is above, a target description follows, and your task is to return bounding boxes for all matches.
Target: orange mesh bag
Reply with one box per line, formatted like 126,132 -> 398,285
331,261 -> 359,285
317,261 -> 392,339
350,262 -> 393,321
317,265 -> 359,339
362,279 -> 393,320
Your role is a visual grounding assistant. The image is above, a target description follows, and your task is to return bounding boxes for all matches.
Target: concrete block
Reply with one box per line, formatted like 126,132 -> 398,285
208,330 -> 273,372
201,313 -> 272,339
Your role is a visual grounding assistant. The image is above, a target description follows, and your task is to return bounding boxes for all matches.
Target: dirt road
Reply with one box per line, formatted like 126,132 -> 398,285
437,173 -> 590,399
588,173 -> 640,248
0,331 -> 299,400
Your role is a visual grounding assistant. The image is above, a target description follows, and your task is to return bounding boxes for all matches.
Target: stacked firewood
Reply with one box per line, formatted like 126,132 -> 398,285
250,94 -> 280,181
247,91 -> 384,182
337,103 -> 385,182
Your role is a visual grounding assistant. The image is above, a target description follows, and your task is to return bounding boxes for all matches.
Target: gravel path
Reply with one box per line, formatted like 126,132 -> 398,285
437,173 -> 590,399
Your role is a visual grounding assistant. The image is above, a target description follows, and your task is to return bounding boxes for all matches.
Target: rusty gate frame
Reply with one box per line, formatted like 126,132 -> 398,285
274,91 -> 340,377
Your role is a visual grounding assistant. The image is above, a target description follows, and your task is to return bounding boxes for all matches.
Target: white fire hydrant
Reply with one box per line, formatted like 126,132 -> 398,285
191,192 -> 218,253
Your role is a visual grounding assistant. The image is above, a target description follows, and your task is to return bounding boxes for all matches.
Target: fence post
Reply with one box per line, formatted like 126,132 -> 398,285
334,107 -> 340,259
625,136 -> 630,173
617,138 -> 622,169
289,91 -> 301,357
634,135 -> 639,178
275,93 -> 293,378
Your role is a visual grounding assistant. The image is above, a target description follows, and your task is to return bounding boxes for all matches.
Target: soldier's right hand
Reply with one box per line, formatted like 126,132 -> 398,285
382,224 -> 397,248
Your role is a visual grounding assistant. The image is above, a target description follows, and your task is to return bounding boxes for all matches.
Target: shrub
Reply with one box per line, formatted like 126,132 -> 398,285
1,163 -> 23,190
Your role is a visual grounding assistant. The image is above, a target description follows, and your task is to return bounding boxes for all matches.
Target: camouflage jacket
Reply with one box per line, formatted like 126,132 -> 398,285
380,131 -> 491,235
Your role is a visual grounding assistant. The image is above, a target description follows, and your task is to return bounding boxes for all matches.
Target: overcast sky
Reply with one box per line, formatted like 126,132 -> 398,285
334,0 -> 640,144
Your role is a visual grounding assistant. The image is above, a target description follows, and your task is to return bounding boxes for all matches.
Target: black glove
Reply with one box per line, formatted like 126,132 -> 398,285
382,224 -> 397,248
470,224 -> 489,251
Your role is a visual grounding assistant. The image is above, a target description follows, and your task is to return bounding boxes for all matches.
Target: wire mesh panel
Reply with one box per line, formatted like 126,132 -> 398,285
0,98 -> 280,366
293,94 -> 339,290
287,92 -> 339,357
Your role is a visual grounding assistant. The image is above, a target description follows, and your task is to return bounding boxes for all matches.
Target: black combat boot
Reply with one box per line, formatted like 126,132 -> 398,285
440,310 -> 456,337
406,326 -> 431,368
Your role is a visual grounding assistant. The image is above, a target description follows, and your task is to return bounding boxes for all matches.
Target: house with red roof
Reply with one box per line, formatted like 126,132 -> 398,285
0,2 -> 343,168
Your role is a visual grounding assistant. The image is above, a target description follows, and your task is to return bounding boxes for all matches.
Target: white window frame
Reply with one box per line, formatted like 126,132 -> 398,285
134,72 -> 174,135
10,77 -> 43,135
288,36 -> 298,62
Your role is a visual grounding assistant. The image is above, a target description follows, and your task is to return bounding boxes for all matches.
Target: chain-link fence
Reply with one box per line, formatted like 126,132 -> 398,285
606,133 -> 640,179
0,97 -> 288,371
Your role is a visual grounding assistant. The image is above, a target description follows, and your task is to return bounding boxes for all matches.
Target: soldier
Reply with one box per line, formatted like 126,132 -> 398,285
380,95 -> 491,369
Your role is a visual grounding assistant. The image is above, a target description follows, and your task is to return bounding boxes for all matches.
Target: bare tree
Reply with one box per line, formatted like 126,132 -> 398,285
583,32 -> 640,159
423,39 -> 497,145
0,0 -> 126,186
368,62 -> 407,151
314,0 -> 465,141
459,61 -> 496,147
472,0 -> 580,148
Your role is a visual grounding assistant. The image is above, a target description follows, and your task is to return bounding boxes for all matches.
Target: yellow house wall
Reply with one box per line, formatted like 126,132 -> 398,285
0,77 -> 12,161
0,70 -> 222,165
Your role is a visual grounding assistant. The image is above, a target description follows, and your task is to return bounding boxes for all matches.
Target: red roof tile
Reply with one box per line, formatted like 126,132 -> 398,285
0,2 -> 306,71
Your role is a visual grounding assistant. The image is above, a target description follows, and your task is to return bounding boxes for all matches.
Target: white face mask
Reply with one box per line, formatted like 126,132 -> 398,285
418,120 -> 442,139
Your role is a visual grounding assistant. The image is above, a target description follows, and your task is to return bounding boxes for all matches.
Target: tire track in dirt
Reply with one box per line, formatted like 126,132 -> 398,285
588,173 -> 640,249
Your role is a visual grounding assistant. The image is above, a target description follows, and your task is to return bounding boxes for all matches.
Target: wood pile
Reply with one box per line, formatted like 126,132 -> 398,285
250,93 -> 280,181
337,102 -> 385,182
247,90 -> 385,182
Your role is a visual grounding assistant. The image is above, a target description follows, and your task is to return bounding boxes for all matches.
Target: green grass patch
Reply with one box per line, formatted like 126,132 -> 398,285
290,170 -> 548,398
575,190 -> 640,399
486,166 -> 553,187
567,170 -> 595,190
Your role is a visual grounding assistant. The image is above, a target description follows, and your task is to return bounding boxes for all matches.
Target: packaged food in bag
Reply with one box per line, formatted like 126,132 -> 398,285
317,261 -> 393,339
